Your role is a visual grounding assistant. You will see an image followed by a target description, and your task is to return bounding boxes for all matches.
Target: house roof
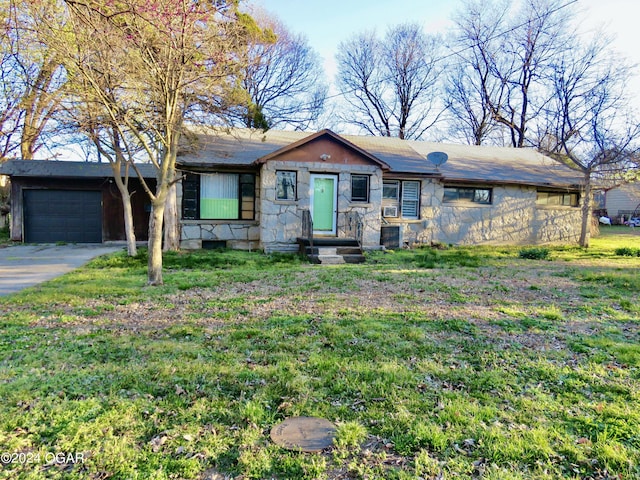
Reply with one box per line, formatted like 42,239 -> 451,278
406,140 -> 583,188
177,128 -> 583,189
0,159 -> 157,178
0,130 -> 583,190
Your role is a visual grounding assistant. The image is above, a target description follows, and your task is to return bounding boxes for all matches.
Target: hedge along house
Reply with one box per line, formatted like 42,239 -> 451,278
177,128 -> 584,253
0,160 -> 157,243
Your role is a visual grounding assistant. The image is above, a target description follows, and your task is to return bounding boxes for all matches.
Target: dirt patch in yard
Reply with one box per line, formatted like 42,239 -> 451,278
29,263 -> 625,357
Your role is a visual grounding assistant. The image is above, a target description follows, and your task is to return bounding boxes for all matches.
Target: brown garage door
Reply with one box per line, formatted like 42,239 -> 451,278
24,189 -> 103,243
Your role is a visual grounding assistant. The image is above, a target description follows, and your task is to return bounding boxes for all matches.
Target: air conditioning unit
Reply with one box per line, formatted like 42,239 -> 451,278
383,206 -> 398,218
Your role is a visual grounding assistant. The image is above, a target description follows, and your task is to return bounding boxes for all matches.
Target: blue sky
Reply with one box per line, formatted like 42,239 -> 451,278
256,0 -> 640,111
257,0 -> 458,75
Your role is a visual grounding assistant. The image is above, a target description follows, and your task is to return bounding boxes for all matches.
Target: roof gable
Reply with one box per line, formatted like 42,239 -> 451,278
255,129 -> 390,170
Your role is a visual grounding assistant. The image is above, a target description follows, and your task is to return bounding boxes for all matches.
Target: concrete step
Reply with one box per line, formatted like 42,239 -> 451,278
317,255 -> 346,265
342,254 -> 366,264
309,254 -> 346,264
336,247 -> 362,255
299,237 -> 366,264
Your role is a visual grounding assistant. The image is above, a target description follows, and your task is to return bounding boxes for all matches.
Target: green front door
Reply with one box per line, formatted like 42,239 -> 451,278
310,174 -> 337,235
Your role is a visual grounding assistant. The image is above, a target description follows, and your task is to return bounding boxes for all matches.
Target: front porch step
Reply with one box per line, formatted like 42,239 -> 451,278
297,237 -> 359,247
317,247 -> 337,256
309,254 -> 346,265
297,237 -> 366,264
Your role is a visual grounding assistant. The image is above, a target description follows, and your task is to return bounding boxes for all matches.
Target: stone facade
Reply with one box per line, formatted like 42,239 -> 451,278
180,221 -> 260,250
178,177 -> 261,250
259,160 -> 383,252
383,181 -> 582,247
179,168 -> 582,251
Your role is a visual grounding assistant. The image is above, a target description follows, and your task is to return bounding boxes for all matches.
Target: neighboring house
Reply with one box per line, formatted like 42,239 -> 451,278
601,183 -> 640,224
0,129 -> 584,250
177,129 -> 583,252
0,160 -> 156,243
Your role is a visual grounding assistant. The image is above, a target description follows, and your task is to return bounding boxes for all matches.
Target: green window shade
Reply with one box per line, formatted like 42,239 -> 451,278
200,198 -> 239,219
201,173 -> 239,219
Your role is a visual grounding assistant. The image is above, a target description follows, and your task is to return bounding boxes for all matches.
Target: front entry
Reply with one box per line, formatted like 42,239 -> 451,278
310,174 -> 337,235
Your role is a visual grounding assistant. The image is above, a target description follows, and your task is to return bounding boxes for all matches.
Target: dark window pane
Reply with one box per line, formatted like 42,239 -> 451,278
444,186 -> 492,205
383,182 -> 399,199
536,190 -> 578,207
443,187 -> 458,202
351,175 -> 369,202
182,172 -> 200,220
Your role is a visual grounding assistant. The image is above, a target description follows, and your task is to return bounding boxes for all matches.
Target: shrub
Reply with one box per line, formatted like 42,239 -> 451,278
614,247 -> 640,257
518,247 -> 550,260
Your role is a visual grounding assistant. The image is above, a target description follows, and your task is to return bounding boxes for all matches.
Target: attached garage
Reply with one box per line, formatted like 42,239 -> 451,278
24,190 -> 103,243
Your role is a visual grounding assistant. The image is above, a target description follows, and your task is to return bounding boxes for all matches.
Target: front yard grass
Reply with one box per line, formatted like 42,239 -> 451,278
1,229 -> 639,479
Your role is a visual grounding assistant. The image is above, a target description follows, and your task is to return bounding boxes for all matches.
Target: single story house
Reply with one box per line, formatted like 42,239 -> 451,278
599,182 -> 640,224
176,128 -> 583,252
0,160 -> 156,243
0,129 -> 584,251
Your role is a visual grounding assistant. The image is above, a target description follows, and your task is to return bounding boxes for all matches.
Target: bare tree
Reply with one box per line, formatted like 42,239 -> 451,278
55,0 -> 258,284
444,62 -> 498,145
540,36 -> 640,247
66,66 -> 143,256
453,0 -> 571,148
232,11 -> 327,131
444,1 -> 506,145
0,0 -> 66,161
336,23 -> 444,140
0,51 -> 22,160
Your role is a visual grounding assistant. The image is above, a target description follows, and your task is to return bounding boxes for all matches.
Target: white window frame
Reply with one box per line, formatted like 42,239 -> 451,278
401,181 -> 420,219
351,174 -> 370,203
382,180 -> 420,219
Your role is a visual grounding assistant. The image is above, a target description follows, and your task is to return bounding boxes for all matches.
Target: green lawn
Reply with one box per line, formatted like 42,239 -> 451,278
1,229 -> 639,479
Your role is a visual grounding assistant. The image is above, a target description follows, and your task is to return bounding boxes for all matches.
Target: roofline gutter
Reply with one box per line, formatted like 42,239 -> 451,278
440,176 -> 583,190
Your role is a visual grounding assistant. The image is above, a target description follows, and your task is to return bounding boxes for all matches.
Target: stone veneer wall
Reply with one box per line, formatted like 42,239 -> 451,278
259,160 -> 383,252
177,168 -> 582,251
386,181 -> 582,246
178,175 -> 261,250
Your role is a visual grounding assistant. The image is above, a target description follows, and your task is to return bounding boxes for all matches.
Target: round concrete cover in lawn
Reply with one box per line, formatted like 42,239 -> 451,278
270,417 -> 337,452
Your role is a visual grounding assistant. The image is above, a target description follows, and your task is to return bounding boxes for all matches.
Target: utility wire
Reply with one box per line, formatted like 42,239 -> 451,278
289,0 -> 580,110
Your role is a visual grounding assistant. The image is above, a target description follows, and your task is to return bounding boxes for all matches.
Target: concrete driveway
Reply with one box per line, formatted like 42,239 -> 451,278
0,244 -> 123,296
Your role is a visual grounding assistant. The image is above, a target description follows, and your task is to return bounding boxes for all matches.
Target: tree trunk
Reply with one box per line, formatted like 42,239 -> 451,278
163,181 -> 180,251
20,126 -> 36,160
121,192 -> 137,256
147,201 -> 165,285
112,175 -> 137,256
579,171 -> 593,248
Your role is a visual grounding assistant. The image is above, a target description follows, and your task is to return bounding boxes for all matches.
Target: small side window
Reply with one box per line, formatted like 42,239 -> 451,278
351,175 -> 370,202
444,186 -> 492,205
383,181 -> 399,200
